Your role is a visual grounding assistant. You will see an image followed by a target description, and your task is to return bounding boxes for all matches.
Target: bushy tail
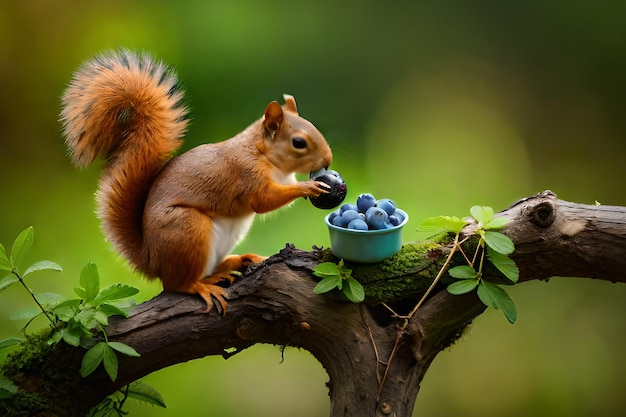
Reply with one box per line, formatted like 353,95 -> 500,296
60,49 -> 188,271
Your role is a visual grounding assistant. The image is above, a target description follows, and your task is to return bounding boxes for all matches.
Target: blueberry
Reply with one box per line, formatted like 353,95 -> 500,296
340,203 -> 358,213
341,209 -> 360,226
365,207 -> 389,230
309,169 -> 348,210
376,199 -> 396,215
331,214 -> 345,227
356,193 -> 376,213
388,215 -> 400,227
347,219 -> 368,230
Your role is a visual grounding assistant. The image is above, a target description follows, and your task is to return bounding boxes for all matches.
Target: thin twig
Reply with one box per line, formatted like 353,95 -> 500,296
361,305 -> 386,385
16,271 -> 55,326
381,302 -> 407,319
377,233 -> 461,400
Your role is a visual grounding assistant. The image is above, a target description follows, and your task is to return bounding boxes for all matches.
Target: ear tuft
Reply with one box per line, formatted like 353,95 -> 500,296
263,101 -> 284,136
283,94 -> 298,114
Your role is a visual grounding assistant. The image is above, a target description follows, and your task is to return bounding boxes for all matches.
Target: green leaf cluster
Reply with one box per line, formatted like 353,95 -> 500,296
42,262 -> 140,381
446,206 -> 519,324
0,227 -> 163,414
313,260 -> 365,303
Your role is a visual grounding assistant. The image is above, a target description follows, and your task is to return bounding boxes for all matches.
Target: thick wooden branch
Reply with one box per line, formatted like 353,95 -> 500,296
3,191 -> 626,417
501,190 -> 626,283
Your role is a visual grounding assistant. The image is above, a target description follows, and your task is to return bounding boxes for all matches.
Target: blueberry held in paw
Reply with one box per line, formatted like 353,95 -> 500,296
309,168 -> 347,209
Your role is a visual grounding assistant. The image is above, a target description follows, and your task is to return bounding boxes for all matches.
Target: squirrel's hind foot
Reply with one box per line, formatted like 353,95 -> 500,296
194,254 -> 268,314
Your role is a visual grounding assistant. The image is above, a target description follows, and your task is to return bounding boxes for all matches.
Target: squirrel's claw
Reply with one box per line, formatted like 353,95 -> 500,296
190,280 -> 229,315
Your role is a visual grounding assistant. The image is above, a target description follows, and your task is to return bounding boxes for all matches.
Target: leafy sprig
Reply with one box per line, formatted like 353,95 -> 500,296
312,260 -> 365,303
0,226 -> 165,414
418,206 -> 519,324
0,227 -> 62,325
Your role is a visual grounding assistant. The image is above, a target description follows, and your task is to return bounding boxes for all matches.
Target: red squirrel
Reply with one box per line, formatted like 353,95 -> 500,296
60,49 -> 332,313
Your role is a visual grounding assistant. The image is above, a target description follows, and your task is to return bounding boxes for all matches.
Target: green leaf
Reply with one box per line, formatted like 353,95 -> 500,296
10,306 -> 42,322
23,260 -> 63,278
94,309 -> 109,326
484,231 -> 515,255
484,216 -> 509,230
98,303 -> 130,319
487,247 -> 519,283
477,282 -> 495,307
417,215 -> 467,234
0,274 -> 19,293
53,306 -> 77,322
342,277 -> 365,303
62,327 -> 83,347
470,206 -> 493,225
107,341 -> 140,357
0,244 -> 11,272
48,330 -> 63,345
75,309 -> 97,330
479,281 -> 518,324
92,284 -> 139,305
103,344 -> 119,381
53,299 -> 81,322
74,287 -> 86,299
36,292 -> 67,309
126,380 -> 166,408
10,226 -> 34,271
312,262 -> 341,278
0,337 -> 23,350
0,376 -> 18,399
80,262 -> 100,303
80,342 -> 106,377
447,278 -> 480,295
313,275 -> 342,294
448,265 -> 478,279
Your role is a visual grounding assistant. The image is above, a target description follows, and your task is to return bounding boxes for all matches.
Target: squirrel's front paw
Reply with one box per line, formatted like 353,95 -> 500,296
302,180 -> 331,197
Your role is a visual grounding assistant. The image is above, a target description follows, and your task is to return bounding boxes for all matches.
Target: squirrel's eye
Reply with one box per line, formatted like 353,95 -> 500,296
292,137 -> 308,149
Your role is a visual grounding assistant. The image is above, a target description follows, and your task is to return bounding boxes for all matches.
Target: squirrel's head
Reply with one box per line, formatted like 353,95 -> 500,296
260,94 -> 333,175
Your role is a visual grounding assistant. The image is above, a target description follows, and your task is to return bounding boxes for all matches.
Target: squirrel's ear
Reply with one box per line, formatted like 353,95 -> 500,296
263,101 -> 284,137
283,94 -> 298,114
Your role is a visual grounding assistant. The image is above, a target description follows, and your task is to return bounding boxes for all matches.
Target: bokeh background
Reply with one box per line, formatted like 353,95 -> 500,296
1,1 -> 625,416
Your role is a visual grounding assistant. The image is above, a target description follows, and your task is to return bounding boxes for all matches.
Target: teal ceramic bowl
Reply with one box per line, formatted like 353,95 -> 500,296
324,209 -> 409,263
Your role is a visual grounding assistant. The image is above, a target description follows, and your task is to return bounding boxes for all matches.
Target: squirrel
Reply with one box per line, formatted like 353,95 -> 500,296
60,49 -> 333,314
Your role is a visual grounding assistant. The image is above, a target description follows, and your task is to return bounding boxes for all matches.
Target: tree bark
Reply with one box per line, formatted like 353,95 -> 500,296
3,191 -> 626,417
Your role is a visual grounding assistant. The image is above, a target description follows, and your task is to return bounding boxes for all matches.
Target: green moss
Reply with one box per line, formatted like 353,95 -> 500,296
342,239 -> 452,305
1,334 -> 52,378
1,390 -> 48,417
1,333 -> 88,417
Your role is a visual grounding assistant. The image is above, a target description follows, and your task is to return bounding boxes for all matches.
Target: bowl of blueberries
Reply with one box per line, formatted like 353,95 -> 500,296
324,193 -> 409,263
308,168 -> 408,263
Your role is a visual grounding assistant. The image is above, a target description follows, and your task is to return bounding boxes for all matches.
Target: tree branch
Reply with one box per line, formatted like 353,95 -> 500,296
3,191 -> 625,417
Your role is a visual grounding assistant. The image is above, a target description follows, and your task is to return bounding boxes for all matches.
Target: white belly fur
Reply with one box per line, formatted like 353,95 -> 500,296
204,213 -> 256,276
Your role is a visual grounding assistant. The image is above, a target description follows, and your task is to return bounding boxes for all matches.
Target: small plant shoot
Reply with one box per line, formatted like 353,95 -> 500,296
0,226 -> 165,414
420,206 -> 520,324
313,260 -> 365,303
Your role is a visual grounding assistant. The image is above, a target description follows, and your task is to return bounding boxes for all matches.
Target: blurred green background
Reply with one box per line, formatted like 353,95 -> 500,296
1,1 -> 625,416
